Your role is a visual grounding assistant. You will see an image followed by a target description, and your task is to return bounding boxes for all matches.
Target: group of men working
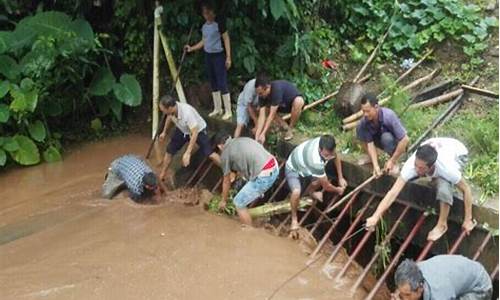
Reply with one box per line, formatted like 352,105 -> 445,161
99,3 -> 491,298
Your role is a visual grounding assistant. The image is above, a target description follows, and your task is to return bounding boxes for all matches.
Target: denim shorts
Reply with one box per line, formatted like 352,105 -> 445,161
236,104 -> 250,125
233,166 -> 279,209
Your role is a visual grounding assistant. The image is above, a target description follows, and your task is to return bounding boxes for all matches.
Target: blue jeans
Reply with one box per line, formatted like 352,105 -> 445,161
233,167 -> 279,209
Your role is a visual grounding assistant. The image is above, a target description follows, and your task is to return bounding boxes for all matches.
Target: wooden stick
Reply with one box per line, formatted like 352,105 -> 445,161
353,24 -> 392,83
408,77 -> 479,153
324,175 -> 376,214
152,6 -> 161,139
248,198 -> 313,218
394,49 -> 434,84
342,119 -> 360,131
461,85 -> 499,99
410,88 -> 463,109
342,68 -> 440,124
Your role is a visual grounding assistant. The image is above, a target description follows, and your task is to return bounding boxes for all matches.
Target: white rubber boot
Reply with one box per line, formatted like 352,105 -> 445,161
209,91 -> 223,117
221,93 -> 232,120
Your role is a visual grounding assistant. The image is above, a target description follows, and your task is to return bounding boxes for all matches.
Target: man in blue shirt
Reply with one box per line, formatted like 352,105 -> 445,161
356,93 -> 409,177
102,155 -> 166,203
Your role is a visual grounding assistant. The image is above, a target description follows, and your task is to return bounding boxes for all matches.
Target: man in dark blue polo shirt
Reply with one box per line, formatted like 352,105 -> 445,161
356,93 -> 409,177
254,74 -> 305,143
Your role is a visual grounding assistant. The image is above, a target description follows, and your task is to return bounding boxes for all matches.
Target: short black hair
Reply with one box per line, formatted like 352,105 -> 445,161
159,94 -> 177,108
213,132 -> 231,146
394,259 -> 424,291
142,172 -> 158,188
255,73 -> 271,89
319,135 -> 336,152
415,144 -> 438,167
360,93 -> 378,106
200,0 -> 216,12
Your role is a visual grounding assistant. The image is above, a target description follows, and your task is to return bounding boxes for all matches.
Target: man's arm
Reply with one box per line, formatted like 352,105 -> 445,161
186,40 -> 204,52
255,106 -> 267,139
456,178 -> 475,233
159,116 -> 172,141
366,177 -> 406,228
367,142 -> 382,177
247,105 -> 258,124
219,173 -> 232,209
385,135 -> 409,172
317,175 -> 343,194
182,126 -> 199,167
334,153 -> 347,187
222,32 -> 231,69
262,106 -> 278,136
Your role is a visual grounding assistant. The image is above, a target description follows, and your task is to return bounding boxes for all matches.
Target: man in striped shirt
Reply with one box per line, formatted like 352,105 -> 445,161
102,155 -> 167,203
285,135 -> 348,234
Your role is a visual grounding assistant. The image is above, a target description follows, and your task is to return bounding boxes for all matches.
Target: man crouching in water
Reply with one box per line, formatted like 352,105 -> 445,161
102,154 -> 167,203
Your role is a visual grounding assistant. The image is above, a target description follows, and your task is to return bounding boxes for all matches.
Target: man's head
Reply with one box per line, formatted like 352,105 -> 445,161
142,172 -> 158,192
213,132 -> 231,152
318,135 -> 336,161
255,73 -> 272,98
360,93 -> 379,122
201,1 -> 216,21
159,95 -> 177,115
414,145 -> 437,177
394,259 -> 424,300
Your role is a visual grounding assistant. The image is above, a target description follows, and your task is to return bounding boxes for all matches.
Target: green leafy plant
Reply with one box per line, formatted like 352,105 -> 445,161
0,11 -> 142,167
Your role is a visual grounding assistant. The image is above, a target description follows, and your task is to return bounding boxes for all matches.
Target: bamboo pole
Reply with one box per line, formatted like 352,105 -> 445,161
156,9 -> 187,103
394,49 -> 433,84
324,175 -> 376,214
410,88 -> 463,109
248,198 -> 313,218
342,68 -> 440,124
353,24 -> 392,83
461,84 -> 499,99
152,5 -> 161,139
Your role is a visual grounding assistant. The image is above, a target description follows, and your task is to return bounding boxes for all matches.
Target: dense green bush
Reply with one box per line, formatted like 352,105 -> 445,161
0,11 -> 142,167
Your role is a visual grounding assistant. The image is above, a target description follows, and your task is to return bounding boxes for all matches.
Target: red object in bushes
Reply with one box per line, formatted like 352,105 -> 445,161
322,59 -> 337,70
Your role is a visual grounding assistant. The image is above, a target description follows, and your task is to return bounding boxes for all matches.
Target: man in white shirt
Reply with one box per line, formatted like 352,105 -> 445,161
234,78 -> 259,138
158,95 -> 221,185
365,137 -> 475,241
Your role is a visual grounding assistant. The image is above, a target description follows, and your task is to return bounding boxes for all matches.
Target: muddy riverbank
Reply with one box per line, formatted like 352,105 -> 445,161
0,134 -> 368,300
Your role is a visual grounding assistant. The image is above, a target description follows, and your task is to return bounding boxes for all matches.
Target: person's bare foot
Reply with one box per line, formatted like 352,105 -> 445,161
284,128 -> 294,141
310,191 -> 324,202
427,224 -> 448,241
289,220 -> 300,240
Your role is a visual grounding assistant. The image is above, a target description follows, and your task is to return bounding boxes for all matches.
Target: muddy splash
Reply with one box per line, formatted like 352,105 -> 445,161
0,134 -> 369,300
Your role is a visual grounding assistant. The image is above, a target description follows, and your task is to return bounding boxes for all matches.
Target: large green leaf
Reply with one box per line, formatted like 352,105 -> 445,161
0,148 -> 6,166
70,19 -> 95,44
28,120 -> 46,142
43,146 -> 62,163
270,0 -> 286,20
89,68 -> 115,96
3,137 -> 19,152
0,55 -> 20,80
20,78 -> 34,91
112,74 -> 142,107
90,118 -> 103,132
0,80 -> 9,98
0,31 -> 10,54
11,135 -> 40,165
0,103 -> 9,123
9,88 -> 38,112
17,11 -> 73,38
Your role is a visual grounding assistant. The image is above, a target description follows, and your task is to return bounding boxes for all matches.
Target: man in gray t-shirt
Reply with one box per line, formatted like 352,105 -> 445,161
394,256 -> 492,300
214,134 -> 279,225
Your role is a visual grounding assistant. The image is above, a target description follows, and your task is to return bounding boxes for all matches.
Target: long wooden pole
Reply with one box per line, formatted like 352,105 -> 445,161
156,8 -> 187,103
461,84 -> 499,99
342,68 -> 440,124
152,5 -> 161,139
410,88 -> 463,109
353,24 -> 392,83
324,175 -> 376,214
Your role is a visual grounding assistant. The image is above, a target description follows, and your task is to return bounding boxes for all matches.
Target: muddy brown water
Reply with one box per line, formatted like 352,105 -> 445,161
0,134 -> 369,300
